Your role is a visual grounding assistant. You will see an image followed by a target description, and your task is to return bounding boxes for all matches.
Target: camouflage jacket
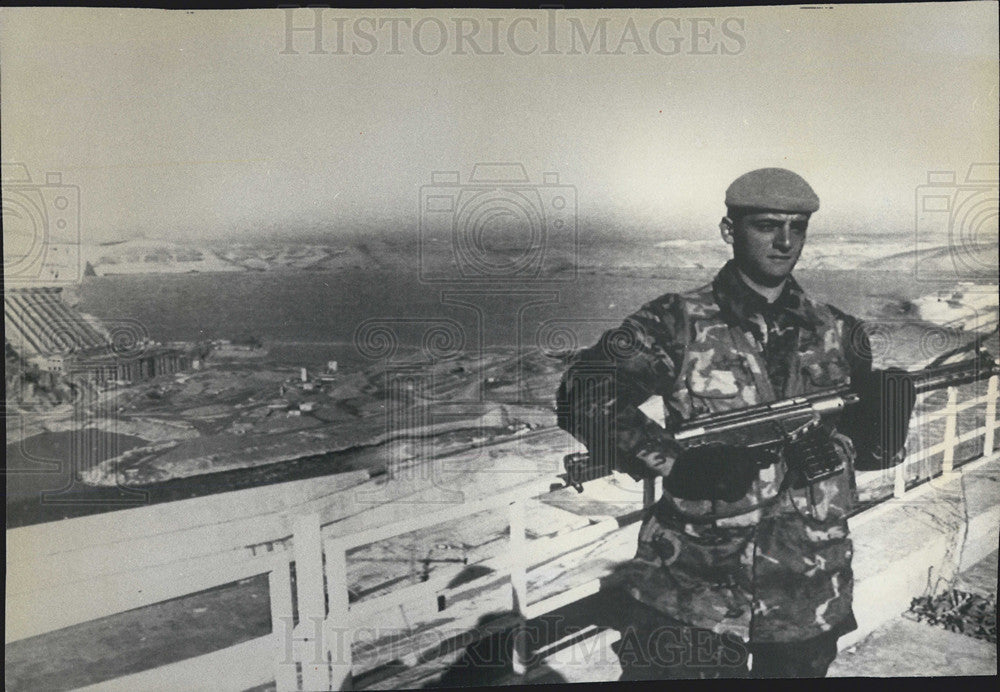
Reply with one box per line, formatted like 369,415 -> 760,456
556,260 -> 873,642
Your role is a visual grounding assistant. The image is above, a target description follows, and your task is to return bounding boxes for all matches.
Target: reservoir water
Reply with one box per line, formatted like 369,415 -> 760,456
74,267 -> 935,368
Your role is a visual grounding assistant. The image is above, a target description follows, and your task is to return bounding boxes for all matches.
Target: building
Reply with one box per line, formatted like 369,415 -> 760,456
73,348 -> 191,386
4,286 -> 191,385
4,287 -> 106,356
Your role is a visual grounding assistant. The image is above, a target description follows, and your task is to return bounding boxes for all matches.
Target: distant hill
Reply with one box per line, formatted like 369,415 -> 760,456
79,234 -> 998,278
83,239 -> 386,275
649,237 -> 997,274
84,239 -> 241,275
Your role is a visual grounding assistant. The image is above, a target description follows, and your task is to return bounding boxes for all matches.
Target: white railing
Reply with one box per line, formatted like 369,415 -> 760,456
886,375 -> 999,497
5,374 -> 998,692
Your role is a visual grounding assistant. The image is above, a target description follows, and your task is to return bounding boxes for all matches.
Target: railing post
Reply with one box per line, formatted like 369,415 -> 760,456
324,537 -> 353,691
270,560 -> 298,692
508,499 -> 528,676
893,457 -> 906,498
941,386 -> 959,476
293,513 -> 330,690
984,375 -> 998,455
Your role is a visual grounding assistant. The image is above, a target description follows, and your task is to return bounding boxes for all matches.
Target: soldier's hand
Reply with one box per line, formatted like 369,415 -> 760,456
665,445 -> 758,503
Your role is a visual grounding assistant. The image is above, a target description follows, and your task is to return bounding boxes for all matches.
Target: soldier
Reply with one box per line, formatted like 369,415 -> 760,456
556,168 -> 915,678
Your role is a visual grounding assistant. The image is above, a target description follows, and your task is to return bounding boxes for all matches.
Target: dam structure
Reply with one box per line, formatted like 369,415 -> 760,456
4,285 -> 190,385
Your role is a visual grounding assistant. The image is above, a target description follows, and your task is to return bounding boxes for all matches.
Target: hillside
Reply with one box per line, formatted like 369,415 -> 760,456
80,234 -> 999,278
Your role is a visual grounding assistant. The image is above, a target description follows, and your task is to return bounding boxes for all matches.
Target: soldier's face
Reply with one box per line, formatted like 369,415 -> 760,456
725,211 -> 809,286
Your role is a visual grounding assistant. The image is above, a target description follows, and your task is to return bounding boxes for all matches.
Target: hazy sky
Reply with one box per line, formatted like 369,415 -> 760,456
1,4 -> 997,243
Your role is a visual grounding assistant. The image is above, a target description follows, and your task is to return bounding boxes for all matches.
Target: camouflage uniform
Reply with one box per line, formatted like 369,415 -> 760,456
557,260 -> 873,649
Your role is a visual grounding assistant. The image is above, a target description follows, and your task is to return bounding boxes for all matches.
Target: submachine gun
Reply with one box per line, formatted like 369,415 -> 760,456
563,350 -> 1000,493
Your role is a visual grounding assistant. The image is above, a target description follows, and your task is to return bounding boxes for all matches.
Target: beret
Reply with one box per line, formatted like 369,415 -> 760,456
725,168 -> 820,214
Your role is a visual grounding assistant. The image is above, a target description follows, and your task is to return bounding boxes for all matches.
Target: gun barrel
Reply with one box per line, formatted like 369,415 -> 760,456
674,392 -> 855,441
678,386 -> 851,430
913,356 -> 999,395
